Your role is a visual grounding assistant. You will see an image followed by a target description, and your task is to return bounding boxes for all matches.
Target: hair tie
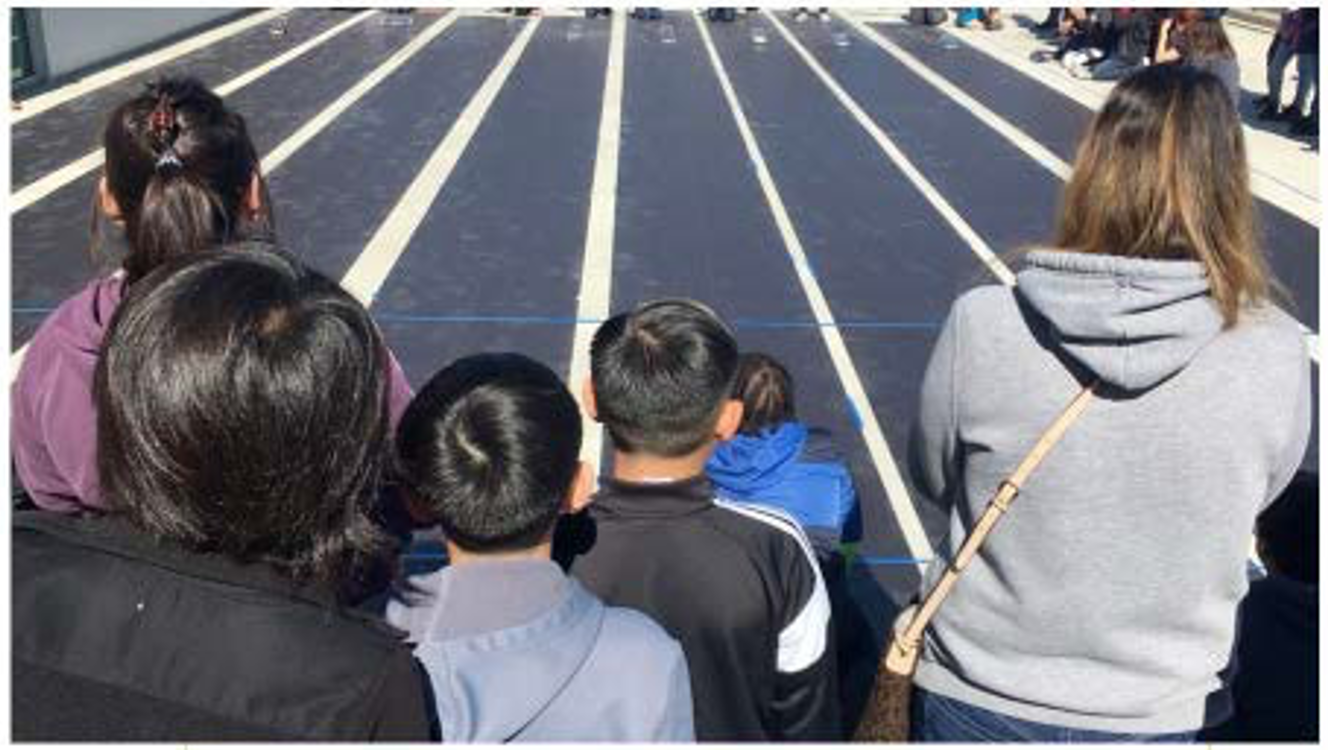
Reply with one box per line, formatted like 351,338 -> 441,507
155,149 -> 184,171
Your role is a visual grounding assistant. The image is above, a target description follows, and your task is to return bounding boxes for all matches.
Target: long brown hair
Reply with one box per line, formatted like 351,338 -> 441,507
1055,64 -> 1269,327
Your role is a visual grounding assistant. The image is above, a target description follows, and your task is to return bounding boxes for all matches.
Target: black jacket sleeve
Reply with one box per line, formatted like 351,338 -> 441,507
770,531 -> 842,741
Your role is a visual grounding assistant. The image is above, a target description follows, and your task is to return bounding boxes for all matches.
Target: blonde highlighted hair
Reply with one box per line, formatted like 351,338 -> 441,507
1056,64 -> 1271,327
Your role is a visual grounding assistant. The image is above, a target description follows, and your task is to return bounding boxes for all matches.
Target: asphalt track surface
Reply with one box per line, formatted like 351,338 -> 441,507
11,10 -> 1320,615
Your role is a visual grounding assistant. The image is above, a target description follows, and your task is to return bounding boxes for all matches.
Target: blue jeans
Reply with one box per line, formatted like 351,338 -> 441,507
911,687 -> 1197,743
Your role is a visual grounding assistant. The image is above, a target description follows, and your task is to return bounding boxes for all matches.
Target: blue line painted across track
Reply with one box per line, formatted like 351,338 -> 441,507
372,311 -> 941,330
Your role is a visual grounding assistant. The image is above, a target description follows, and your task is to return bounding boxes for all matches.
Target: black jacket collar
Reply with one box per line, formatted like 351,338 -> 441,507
591,474 -> 716,520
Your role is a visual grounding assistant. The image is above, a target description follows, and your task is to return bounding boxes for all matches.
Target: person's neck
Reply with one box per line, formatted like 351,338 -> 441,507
446,538 -> 551,566
611,445 -> 712,484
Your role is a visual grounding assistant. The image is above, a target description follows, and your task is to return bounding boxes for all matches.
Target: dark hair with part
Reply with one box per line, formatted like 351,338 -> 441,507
396,353 -> 582,553
100,76 -> 273,285
590,298 -> 738,456
95,245 -> 395,602
1056,64 -> 1272,327
1257,471 -> 1318,585
733,352 -> 796,435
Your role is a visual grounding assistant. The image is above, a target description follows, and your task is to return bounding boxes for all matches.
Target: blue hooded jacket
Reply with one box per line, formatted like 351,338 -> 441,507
707,422 -> 862,553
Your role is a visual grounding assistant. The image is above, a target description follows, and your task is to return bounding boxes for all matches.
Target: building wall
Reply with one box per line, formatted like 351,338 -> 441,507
29,8 -> 240,80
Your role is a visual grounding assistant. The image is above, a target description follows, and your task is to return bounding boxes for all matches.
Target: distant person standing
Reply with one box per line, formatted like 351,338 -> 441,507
1257,9 -> 1304,120
1290,9 -> 1319,135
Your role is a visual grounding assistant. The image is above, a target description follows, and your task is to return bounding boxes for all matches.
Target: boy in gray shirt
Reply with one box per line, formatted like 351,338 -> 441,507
387,353 -> 693,742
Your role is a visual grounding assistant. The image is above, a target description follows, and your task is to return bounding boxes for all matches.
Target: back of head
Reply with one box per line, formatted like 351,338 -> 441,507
1175,12 -> 1235,60
396,353 -> 582,553
1257,471 -> 1318,585
103,77 -> 272,285
591,299 -> 739,457
733,352 -> 796,435
94,245 -> 393,599
1056,64 -> 1268,327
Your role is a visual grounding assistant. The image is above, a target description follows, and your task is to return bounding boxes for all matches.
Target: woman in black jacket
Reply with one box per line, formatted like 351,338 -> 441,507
12,246 -> 432,741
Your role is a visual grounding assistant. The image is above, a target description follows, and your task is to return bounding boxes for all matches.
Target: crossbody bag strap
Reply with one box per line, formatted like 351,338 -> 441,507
897,381 -> 1098,650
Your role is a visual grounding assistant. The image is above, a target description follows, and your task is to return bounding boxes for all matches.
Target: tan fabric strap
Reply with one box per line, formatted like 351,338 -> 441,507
898,381 -> 1098,650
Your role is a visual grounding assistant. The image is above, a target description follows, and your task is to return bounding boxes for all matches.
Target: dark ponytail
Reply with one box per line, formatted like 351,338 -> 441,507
101,77 -> 274,285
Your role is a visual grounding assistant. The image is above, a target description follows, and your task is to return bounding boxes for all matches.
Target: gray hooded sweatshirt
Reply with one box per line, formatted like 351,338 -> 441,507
911,250 -> 1311,733
386,559 -> 694,742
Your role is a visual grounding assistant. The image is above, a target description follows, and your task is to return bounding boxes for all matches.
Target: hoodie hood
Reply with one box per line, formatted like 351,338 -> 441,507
387,560 -> 604,742
707,422 -> 808,494
1015,250 -> 1224,391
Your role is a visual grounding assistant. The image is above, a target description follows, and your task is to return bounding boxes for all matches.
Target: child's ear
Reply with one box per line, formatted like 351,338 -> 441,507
244,172 -> 266,217
562,461 -> 594,514
715,400 -> 744,441
581,378 -> 600,421
98,176 -> 123,221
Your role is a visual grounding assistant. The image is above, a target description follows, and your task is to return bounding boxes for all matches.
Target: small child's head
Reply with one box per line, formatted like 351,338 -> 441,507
396,353 -> 589,554
589,299 -> 742,458
1256,471 -> 1318,585
732,352 -> 796,436
101,76 -> 272,284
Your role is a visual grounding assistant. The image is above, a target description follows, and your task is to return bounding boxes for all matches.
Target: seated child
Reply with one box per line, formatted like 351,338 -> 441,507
386,353 -> 694,742
11,76 -> 413,513
706,352 -> 863,561
1204,471 -> 1318,742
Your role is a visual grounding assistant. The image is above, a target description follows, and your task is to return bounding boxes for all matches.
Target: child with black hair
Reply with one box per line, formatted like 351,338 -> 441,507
11,76 -> 413,514
386,353 -> 694,742
706,352 -> 862,560
1205,471 -> 1318,742
557,299 -> 841,741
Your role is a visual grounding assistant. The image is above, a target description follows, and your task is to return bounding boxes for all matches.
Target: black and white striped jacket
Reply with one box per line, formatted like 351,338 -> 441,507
555,475 -> 839,741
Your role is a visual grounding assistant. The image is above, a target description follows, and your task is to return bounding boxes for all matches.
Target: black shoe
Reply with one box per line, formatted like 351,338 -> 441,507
1290,115 -> 1318,137
1257,102 -> 1283,121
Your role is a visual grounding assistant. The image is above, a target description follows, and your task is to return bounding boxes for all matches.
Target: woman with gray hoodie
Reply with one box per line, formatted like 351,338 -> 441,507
906,65 -> 1312,741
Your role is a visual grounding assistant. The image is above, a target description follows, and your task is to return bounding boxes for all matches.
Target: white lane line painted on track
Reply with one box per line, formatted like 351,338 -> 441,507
838,12 -> 1070,181
262,12 -> 459,173
9,13 -> 454,384
341,18 -> 541,307
11,10 -> 290,124
697,14 -> 934,567
835,12 -> 1320,363
768,11 -> 1014,286
568,10 -> 626,474
12,11 -> 377,213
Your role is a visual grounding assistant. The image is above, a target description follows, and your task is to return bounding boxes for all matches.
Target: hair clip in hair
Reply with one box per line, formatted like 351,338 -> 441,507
155,149 -> 184,171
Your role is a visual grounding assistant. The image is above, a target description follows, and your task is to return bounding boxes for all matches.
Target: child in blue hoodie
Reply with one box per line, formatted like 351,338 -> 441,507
706,352 -> 862,561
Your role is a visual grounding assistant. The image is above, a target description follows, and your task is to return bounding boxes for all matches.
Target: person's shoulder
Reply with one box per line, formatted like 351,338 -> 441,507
709,498 -> 819,566
953,283 -> 1016,317
1224,304 -> 1310,365
22,275 -> 124,358
383,570 -> 446,641
601,604 -> 686,658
